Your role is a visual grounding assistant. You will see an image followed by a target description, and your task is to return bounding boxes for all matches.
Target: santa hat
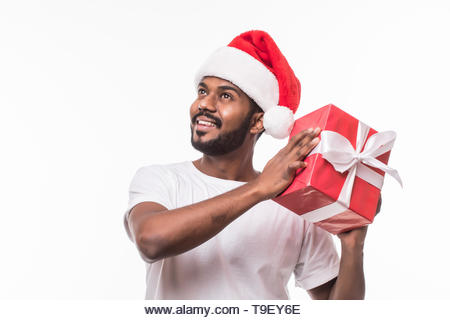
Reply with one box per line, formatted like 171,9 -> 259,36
194,30 -> 301,139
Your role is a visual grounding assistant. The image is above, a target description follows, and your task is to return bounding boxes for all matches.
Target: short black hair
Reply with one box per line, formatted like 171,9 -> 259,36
249,98 -> 265,140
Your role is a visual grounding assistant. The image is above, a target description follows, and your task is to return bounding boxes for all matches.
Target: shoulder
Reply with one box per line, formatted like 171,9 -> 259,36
130,161 -> 198,187
134,161 -> 191,180
127,161 -> 192,209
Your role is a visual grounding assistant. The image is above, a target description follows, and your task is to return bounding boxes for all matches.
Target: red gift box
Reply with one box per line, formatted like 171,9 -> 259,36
273,104 -> 402,234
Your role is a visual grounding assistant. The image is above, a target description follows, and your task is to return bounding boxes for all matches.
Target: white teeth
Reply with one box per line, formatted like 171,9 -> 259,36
197,120 -> 216,127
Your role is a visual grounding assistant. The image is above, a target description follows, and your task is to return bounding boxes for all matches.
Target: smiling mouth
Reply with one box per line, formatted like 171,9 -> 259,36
196,119 -> 217,128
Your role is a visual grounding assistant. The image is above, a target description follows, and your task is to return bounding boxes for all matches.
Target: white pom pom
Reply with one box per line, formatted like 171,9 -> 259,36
263,106 -> 295,139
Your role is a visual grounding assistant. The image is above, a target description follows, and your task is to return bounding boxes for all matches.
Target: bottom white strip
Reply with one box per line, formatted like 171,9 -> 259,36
300,201 -> 348,223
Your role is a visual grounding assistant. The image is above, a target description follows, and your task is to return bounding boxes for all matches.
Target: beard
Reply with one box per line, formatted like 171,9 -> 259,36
190,110 -> 253,156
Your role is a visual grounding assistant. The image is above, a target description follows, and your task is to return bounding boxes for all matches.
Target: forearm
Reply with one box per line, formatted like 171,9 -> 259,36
328,243 -> 365,300
137,180 -> 265,260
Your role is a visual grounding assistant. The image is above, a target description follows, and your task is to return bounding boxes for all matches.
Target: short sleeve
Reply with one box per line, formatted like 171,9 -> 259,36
293,222 -> 340,290
123,165 -> 175,241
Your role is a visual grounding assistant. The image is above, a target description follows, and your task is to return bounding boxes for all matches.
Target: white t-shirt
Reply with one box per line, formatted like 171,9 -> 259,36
124,161 -> 339,299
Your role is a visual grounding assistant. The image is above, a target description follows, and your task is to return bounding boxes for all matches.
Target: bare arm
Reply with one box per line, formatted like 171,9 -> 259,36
307,198 -> 381,300
127,128 -> 321,262
307,227 -> 366,300
128,181 -> 265,262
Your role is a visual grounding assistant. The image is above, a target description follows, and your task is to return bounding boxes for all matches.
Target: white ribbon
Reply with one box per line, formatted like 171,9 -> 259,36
301,121 -> 402,223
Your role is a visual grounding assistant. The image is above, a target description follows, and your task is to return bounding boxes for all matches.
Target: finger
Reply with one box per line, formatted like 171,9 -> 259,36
294,136 -> 320,160
375,196 -> 382,216
297,134 -> 315,150
306,136 -> 321,151
292,127 -> 321,148
287,160 -> 307,174
314,127 -> 321,135
291,130 -> 318,154
287,128 -> 314,149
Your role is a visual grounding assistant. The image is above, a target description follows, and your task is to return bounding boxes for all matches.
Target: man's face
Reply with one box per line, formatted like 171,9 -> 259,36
190,76 -> 255,156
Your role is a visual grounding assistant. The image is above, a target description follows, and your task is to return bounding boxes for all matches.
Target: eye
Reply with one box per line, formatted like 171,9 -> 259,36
221,92 -> 232,100
198,88 -> 207,95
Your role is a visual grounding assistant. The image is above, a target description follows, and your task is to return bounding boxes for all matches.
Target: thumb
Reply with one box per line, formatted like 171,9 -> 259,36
288,161 -> 307,175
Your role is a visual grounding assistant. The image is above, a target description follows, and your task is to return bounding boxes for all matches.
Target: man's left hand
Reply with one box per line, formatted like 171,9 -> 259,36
337,195 -> 381,248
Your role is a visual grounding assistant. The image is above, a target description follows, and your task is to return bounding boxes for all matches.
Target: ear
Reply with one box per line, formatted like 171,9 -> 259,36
249,112 -> 265,135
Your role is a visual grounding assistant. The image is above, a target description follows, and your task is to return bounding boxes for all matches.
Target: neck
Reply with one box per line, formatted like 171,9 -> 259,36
193,139 -> 259,182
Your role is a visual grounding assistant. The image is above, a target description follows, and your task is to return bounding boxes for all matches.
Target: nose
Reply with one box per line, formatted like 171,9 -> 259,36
198,94 -> 217,113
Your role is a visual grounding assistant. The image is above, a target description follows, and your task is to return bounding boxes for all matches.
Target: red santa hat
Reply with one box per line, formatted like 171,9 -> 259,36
194,30 -> 301,139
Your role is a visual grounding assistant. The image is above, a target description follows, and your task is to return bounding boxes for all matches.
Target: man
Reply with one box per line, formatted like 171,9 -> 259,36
124,30 -> 370,299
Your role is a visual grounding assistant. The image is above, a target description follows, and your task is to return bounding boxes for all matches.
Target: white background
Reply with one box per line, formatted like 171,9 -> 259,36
1,0 -> 449,301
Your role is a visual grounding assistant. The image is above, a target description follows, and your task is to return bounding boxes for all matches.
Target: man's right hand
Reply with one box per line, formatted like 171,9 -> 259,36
128,128 -> 321,262
254,127 -> 321,200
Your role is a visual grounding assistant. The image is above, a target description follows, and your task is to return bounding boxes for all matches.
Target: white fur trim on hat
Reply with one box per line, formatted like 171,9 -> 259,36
263,106 -> 294,139
194,46 -> 279,113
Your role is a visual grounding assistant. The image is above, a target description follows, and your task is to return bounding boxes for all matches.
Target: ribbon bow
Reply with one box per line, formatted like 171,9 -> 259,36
310,121 -> 403,208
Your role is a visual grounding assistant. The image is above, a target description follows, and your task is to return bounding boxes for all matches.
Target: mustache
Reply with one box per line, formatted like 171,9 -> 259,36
192,111 -> 222,128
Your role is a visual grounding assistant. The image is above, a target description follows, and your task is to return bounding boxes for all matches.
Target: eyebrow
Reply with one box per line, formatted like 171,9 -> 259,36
218,85 -> 241,97
198,82 -> 242,97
